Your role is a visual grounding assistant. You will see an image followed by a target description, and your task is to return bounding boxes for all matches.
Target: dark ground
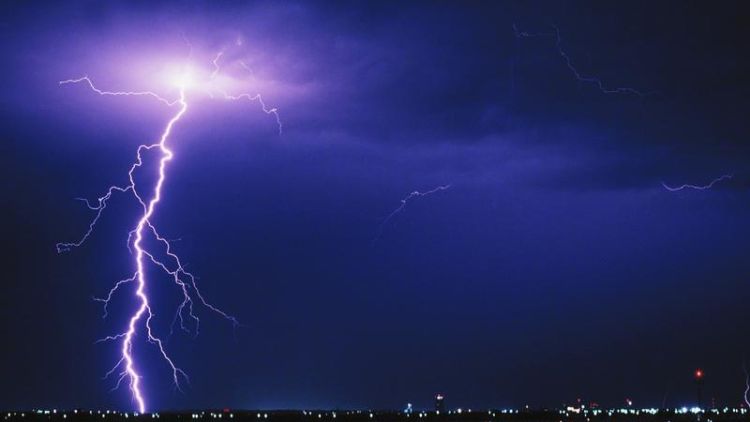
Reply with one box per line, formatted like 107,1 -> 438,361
3,409 -> 749,422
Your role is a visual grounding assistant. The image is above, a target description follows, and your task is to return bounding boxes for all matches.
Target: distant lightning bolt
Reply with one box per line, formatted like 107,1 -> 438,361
57,50 -> 279,413
374,184 -> 451,241
744,361 -> 750,408
513,24 -> 655,97
661,174 -> 733,191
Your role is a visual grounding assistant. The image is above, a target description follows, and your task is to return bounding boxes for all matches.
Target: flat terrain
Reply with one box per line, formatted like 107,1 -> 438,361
4,409 -> 749,422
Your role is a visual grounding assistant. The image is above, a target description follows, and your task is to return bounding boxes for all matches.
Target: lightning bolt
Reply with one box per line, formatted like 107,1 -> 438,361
744,361 -> 750,408
513,24 -> 655,97
59,76 -> 180,107
210,50 -> 283,134
220,91 -> 283,135
57,50 -> 280,412
374,184 -> 451,241
210,50 -> 225,80
661,174 -> 733,191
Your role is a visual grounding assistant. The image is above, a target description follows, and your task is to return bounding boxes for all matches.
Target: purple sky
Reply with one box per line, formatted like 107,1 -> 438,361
1,0 -> 750,412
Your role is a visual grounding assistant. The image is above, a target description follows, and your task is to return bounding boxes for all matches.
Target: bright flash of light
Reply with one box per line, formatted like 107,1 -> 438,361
57,49 -> 281,413
661,174 -> 732,191
374,184 -> 451,241
172,70 -> 195,90
513,24 -> 655,97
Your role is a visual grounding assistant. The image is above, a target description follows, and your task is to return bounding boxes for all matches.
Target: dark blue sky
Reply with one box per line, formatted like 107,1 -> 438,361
1,0 -> 750,412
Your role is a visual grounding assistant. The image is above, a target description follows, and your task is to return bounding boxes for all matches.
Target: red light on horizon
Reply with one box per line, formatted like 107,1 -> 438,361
695,368 -> 704,380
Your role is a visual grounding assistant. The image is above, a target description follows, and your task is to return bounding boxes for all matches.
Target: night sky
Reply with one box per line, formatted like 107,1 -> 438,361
2,0 -> 750,413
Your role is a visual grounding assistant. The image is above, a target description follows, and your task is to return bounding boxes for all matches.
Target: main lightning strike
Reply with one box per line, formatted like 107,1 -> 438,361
58,52 -> 280,413
513,24 -> 654,97
374,185 -> 451,241
58,79 -> 193,412
661,174 -> 733,191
